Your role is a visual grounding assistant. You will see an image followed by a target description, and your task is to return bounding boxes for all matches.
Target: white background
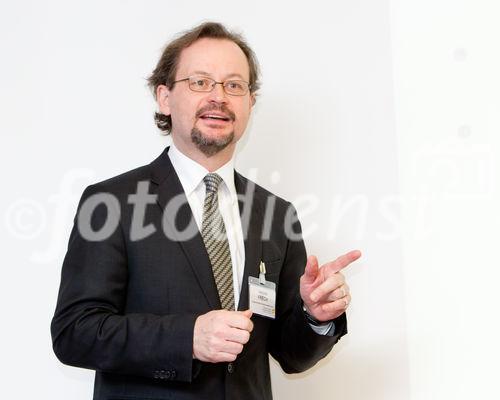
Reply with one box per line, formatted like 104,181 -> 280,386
1,1 -> 499,399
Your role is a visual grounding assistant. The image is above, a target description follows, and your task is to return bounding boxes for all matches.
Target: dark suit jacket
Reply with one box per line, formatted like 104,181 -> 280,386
51,147 -> 347,400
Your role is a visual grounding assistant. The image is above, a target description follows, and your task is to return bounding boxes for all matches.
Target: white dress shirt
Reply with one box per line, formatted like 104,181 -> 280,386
168,143 -> 245,308
168,142 -> 333,335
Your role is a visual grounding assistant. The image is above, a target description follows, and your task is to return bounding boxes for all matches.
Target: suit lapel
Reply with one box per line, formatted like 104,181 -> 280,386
150,147 -> 221,310
149,147 -> 264,312
235,172 -> 263,311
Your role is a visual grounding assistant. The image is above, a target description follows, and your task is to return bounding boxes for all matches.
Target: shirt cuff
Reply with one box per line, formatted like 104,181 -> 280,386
308,321 -> 335,335
302,303 -> 336,335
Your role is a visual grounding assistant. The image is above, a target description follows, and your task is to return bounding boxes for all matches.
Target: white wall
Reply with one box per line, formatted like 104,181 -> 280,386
0,1 -> 498,399
391,1 -> 500,398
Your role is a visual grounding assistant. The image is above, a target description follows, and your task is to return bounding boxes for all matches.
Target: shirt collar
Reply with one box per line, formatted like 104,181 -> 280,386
168,141 -> 237,200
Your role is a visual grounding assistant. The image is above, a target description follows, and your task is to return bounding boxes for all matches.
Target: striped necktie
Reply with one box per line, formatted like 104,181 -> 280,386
201,173 -> 235,310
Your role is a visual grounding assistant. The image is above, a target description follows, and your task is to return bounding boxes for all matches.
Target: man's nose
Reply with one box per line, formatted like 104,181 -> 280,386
208,82 -> 228,103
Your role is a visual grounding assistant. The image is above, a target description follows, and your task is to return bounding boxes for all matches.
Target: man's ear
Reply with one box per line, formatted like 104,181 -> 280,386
156,85 -> 171,115
250,93 -> 256,107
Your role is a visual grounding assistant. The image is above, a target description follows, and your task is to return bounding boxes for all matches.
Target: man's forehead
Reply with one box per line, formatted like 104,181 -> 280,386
176,38 -> 250,79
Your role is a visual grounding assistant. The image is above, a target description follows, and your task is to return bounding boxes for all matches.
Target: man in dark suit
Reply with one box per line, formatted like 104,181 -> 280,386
51,22 -> 361,400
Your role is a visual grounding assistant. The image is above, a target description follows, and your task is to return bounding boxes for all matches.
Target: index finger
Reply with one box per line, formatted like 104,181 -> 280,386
324,249 -> 362,274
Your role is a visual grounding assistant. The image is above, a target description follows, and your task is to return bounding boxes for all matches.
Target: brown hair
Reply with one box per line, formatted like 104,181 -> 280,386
147,22 -> 261,134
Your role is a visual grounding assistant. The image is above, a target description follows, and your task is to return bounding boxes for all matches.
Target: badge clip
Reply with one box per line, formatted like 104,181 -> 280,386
259,261 -> 266,285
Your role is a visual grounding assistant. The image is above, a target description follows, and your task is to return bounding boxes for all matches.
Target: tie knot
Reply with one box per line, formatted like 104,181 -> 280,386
203,173 -> 223,193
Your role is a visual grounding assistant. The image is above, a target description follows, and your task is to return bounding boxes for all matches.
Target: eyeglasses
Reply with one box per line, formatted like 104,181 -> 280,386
172,75 -> 251,96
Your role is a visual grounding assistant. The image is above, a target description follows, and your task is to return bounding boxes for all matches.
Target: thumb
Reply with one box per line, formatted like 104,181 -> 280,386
302,255 -> 319,284
240,309 -> 253,319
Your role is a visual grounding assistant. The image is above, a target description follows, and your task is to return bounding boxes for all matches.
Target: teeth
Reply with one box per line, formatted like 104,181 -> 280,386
204,115 -> 226,120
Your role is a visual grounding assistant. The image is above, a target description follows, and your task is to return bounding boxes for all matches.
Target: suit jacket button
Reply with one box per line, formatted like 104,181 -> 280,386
227,363 -> 235,374
171,370 -> 177,379
153,371 -> 159,379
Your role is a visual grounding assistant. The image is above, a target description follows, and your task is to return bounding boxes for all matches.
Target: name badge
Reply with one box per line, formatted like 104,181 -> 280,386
248,261 -> 276,319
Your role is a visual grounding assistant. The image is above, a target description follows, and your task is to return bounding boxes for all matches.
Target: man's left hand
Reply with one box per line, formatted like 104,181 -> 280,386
300,250 -> 362,322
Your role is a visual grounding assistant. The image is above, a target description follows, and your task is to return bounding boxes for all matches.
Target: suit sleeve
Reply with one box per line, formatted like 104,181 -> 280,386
267,203 -> 348,373
50,184 -> 198,382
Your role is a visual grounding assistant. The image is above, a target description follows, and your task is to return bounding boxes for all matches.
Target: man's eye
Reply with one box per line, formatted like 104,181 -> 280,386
227,82 -> 242,90
195,79 -> 208,87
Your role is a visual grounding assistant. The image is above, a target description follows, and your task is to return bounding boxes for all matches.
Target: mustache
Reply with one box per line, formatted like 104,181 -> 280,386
195,104 -> 236,121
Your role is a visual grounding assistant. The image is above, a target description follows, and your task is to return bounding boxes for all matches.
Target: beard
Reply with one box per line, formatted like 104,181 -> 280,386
191,127 -> 235,157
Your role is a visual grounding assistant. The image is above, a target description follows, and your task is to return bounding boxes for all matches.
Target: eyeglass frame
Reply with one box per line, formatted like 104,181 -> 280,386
171,75 -> 252,96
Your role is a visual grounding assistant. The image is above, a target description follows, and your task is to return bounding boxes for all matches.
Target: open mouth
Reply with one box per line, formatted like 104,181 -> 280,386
199,114 -> 231,122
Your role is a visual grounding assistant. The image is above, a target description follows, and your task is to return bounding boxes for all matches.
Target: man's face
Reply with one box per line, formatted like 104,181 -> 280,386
158,38 -> 255,157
